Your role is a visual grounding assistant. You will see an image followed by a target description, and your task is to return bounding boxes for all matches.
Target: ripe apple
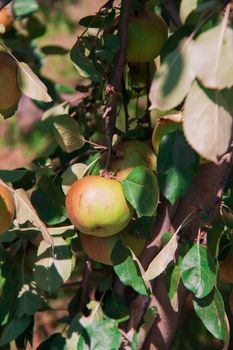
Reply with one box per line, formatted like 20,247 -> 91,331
152,118 -> 183,155
0,52 -> 21,112
127,11 -> 168,63
66,175 -> 132,237
0,6 -> 13,32
219,253 -> 233,283
0,183 -> 14,234
110,140 -> 157,180
79,226 -> 145,265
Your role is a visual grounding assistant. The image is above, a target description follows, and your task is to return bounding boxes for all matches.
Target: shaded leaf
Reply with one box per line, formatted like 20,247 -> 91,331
53,115 -> 85,153
180,0 -> 197,23
193,288 -> 228,341
16,282 -> 46,317
181,244 -> 216,298
183,81 -> 232,163
121,166 -> 159,217
158,130 -> 198,204
36,333 -> 67,350
17,62 -> 52,102
34,237 -> 72,294
0,169 -> 28,183
62,163 -> 88,195
168,260 -> 182,312
149,38 -> 195,110
143,232 -> 178,281
191,24 -> 233,89
70,40 -> 102,82
0,316 -> 32,346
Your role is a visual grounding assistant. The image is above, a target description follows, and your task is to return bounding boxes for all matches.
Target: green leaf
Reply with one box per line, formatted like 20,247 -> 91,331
143,232 -> 178,281
181,244 -> 216,298
36,333 -> 67,350
34,237 -> 72,295
180,0 -> 197,23
121,166 -> 159,217
31,175 -> 67,225
183,81 -> 232,163
0,316 -> 32,346
0,169 -> 28,183
17,61 -> 52,103
158,130 -> 198,204
16,282 -> 46,317
112,241 -> 148,296
191,24 -> 233,89
193,288 -> 228,341
70,40 -> 102,82
149,38 -> 195,110
79,15 -> 106,28
53,115 -> 85,153
86,320 -> 122,350
168,259 -> 182,312
13,0 -> 39,17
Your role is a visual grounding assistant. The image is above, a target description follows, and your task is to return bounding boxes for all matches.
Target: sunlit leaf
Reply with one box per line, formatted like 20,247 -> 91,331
193,288 -> 228,341
13,0 -> 39,16
149,38 -> 195,110
17,62 -> 52,103
121,166 -> 159,217
53,115 -> 85,153
191,25 -> 233,89
13,188 -> 53,246
143,232 -> 178,281
180,0 -> 197,23
183,81 -> 232,163
181,244 -> 216,298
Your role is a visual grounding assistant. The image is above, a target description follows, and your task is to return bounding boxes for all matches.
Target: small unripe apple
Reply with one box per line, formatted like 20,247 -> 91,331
152,118 -> 183,155
79,226 -> 145,265
0,52 -> 21,112
110,140 -> 157,180
129,61 -> 156,89
66,175 -> 132,237
0,183 -> 14,234
127,11 -> 168,63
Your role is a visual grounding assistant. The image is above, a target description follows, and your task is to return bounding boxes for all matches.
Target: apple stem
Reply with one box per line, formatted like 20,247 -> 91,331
103,0 -> 131,170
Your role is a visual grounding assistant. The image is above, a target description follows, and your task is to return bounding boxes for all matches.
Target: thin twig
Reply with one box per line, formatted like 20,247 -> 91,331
103,0 -> 131,170
162,0 -> 181,27
79,259 -> 92,312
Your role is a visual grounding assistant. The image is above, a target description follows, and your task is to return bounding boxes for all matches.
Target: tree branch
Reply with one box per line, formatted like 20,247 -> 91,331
143,149 -> 233,349
103,0 -> 131,169
162,0 -> 181,27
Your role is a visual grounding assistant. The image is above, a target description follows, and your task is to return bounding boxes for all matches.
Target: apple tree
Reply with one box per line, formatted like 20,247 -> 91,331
0,0 -> 233,349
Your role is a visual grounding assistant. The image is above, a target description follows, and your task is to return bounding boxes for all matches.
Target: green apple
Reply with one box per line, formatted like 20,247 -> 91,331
79,226 -> 145,265
66,175 -> 132,237
110,140 -> 157,180
127,11 -> 168,63
129,61 -> 156,89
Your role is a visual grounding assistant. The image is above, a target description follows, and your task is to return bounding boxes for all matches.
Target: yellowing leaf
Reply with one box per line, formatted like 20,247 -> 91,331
149,38 -> 195,110
183,81 -> 232,163
53,115 -> 85,153
191,25 -> 233,89
61,163 -> 88,194
17,61 -> 52,103
143,232 -> 178,281
13,188 -> 53,246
